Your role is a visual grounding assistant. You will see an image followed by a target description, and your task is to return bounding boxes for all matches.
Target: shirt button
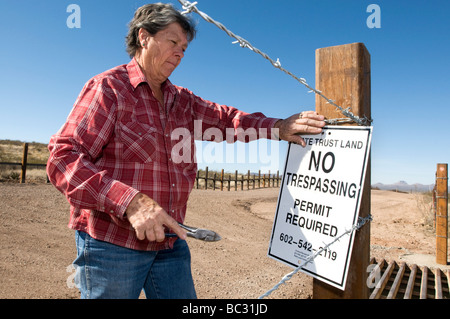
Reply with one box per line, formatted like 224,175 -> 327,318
172,184 -> 175,187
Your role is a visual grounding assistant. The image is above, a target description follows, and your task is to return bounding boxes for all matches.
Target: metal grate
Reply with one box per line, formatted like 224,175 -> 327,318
369,258 -> 450,299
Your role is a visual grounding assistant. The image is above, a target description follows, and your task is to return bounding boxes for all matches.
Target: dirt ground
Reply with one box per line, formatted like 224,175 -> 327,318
0,182 -> 447,299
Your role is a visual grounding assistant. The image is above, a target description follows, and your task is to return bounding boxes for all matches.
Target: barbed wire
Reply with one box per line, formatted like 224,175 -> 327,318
258,214 -> 373,299
178,0 -> 374,298
178,0 -> 373,126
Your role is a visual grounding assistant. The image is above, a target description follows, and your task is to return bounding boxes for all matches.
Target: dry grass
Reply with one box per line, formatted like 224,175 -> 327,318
414,191 -> 450,233
414,192 -> 435,228
0,165 -> 48,183
0,140 -> 49,164
0,140 -> 48,182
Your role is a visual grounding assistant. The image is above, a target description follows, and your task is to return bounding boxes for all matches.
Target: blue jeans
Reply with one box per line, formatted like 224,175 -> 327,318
73,231 -> 197,299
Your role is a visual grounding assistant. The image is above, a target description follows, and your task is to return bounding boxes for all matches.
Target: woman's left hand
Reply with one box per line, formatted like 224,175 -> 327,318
274,111 -> 326,146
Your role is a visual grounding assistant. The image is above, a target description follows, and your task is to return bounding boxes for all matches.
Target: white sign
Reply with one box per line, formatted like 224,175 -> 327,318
268,126 -> 372,290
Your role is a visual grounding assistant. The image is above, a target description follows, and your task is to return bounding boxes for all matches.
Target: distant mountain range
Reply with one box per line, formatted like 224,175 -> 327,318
371,180 -> 434,193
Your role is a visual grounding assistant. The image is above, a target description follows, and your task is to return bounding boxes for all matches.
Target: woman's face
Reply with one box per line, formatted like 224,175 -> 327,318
139,23 -> 189,84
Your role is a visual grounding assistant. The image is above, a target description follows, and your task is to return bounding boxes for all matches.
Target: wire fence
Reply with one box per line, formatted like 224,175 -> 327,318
176,1 -> 375,298
178,0 -> 373,126
195,167 -> 280,191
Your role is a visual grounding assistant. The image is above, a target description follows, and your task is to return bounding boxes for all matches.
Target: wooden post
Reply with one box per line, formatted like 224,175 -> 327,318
20,143 -> 29,184
277,170 -> 280,187
433,185 -> 437,229
258,170 -> 261,188
313,43 -> 371,299
196,171 -> 199,189
205,166 -> 209,190
436,163 -> 448,265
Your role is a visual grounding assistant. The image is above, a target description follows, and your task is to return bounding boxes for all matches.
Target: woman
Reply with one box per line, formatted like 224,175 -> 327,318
47,3 -> 325,299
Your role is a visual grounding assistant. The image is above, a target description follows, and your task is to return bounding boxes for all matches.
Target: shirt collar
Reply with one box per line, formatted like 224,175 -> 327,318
127,57 -> 147,90
127,57 -> 177,95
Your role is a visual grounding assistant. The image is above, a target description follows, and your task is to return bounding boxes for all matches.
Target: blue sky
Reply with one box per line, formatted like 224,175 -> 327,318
0,0 -> 449,185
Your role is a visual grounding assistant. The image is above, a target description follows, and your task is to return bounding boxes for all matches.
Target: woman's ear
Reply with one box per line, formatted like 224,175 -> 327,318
138,28 -> 150,47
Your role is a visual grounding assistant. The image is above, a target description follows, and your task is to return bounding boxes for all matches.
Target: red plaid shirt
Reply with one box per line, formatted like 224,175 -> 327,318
47,58 -> 280,251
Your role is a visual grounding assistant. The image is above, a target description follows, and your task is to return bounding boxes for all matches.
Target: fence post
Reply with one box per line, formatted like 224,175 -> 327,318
258,170 -> 261,188
196,171 -> 199,189
313,43 -> 371,299
436,163 -> 448,265
277,170 -> 280,187
20,143 -> 29,183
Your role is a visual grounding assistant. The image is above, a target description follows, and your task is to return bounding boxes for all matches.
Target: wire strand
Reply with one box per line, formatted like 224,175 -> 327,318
178,0 -> 373,126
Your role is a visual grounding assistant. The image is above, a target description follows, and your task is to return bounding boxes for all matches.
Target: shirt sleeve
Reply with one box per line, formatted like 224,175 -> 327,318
186,89 -> 281,142
46,77 -> 139,219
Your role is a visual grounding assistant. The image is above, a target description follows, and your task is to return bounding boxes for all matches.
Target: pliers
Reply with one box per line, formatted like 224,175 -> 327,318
166,223 -> 221,242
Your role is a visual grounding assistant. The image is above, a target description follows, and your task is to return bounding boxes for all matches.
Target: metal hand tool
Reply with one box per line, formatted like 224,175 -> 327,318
166,223 -> 221,242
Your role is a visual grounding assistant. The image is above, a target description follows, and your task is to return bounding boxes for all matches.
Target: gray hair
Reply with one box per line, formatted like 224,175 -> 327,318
126,3 -> 197,58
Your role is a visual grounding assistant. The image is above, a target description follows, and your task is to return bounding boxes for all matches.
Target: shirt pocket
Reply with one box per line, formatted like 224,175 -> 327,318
118,120 -> 158,163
